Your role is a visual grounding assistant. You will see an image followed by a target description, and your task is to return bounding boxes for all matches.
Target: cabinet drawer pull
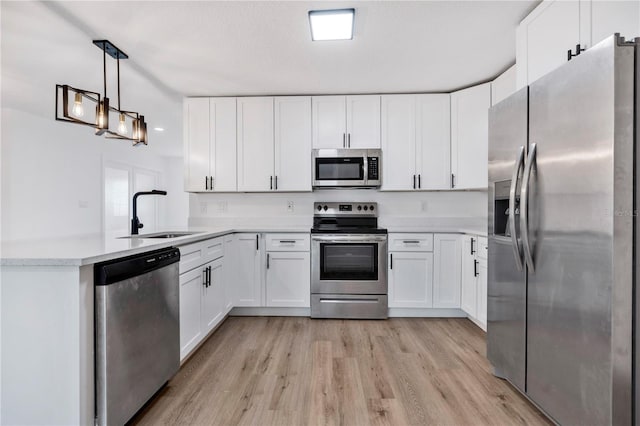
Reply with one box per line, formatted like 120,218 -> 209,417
279,240 -> 296,244
402,240 -> 420,244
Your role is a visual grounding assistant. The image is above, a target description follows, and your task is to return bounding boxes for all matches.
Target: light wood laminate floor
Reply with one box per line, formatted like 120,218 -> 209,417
132,317 -> 550,426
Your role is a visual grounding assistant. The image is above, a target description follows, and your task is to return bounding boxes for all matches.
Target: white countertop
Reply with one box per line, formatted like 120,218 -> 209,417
1,225 -> 487,267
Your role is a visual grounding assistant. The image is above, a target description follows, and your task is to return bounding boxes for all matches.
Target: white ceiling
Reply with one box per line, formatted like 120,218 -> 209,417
50,0 -> 539,96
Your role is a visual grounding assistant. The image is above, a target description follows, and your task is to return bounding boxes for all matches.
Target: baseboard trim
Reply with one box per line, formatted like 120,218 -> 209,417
230,307 -> 311,317
388,308 -> 467,317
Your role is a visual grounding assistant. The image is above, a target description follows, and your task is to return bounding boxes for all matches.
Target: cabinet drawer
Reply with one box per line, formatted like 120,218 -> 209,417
265,233 -> 310,251
477,237 -> 488,260
388,233 -> 434,252
202,236 -> 224,262
178,240 -> 207,274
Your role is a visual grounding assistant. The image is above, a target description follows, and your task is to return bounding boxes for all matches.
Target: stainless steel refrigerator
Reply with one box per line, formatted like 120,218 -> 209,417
487,34 -> 637,425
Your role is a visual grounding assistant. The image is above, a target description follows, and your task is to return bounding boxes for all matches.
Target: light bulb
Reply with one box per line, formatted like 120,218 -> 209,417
118,113 -> 128,135
72,93 -> 84,118
96,103 -> 105,128
132,119 -> 139,140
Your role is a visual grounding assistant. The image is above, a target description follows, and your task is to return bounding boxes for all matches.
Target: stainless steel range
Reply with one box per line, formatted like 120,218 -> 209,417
310,202 -> 388,319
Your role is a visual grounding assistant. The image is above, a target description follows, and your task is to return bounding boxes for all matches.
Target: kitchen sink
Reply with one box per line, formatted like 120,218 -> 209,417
119,232 -> 201,239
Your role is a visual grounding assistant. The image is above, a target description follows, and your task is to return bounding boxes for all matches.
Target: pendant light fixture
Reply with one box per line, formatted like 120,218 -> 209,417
55,39 -> 147,145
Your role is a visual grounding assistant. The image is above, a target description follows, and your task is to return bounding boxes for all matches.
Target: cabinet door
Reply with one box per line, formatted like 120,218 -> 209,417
476,258 -> 488,328
234,233 -> 263,306
450,83 -> 491,190
416,94 -> 451,190
184,98 -> 210,192
210,97 -> 237,191
274,97 -> 312,191
491,65 -> 517,107
591,1 -> 639,47
201,258 -> 225,334
312,96 -> 346,149
223,234 -> 235,313
179,267 -> 205,360
433,234 -> 461,308
460,235 -> 477,317
237,97 -> 275,191
380,95 -> 416,191
388,251 -> 434,308
346,95 -> 381,148
519,0 -> 581,86
266,251 -> 310,307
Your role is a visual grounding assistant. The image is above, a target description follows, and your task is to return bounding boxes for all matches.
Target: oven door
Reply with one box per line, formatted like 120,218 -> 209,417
311,234 -> 388,294
312,150 -> 367,187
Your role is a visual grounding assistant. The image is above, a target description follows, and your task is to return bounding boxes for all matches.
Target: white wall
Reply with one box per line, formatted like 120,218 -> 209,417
1,2 -> 187,242
189,190 -> 487,231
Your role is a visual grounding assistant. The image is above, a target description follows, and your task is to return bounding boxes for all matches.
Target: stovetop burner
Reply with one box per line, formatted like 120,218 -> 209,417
311,202 -> 387,235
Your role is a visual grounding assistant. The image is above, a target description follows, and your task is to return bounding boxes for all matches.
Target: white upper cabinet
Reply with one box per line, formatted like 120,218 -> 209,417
209,98 -> 237,191
450,83 -> 491,190
183,98 -> 237,192
312,95 -> 380,149
274,97 -> 312,191
237,97 -> 275,192
416,94 -> 451,190
346,95 -> 381,149
491,65 -> 517,106
381,94 -> 450,191
381,94 -> 417,190
516,0 -> 639,88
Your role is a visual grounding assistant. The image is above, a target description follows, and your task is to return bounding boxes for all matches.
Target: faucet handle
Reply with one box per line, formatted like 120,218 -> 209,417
138,223 -> 144,229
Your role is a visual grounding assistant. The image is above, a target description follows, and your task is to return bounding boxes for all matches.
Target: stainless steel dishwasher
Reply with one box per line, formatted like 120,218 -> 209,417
94,247 -> 180,426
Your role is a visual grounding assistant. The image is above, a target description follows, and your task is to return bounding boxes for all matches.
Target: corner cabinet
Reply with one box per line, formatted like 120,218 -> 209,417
381,94 -> 451,191
183,97 -> 237,192
312,95 -> 381,149
460,235 -> 488,329
450,83 -> 491,190
234,233 -> 263,306
516,0 -> 640,88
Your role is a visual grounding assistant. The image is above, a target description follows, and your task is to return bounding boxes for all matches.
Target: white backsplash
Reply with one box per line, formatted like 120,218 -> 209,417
188,189 -> 487,231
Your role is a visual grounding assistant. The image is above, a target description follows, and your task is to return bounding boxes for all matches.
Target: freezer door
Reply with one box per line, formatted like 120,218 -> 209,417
486,88 -> 528,392
525,35 -> 635,426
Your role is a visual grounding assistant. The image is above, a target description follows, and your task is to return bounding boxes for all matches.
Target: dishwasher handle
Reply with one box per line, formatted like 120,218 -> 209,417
95,247 -> 181,286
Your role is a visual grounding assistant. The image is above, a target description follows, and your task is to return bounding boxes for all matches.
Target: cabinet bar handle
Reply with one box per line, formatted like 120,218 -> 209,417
203,268 -> 207,287
403,240 -> 420,244
275,175 -> 278,190
451,173 -> 455,188
470,238 -> 476,255
210,176 -> 214,190
279,240 -> 296,244
270,176 -> 273,190
208,266 -> 212,287
205,176 -> 208,190
343,133 -> 346,148
256,235 -> 259,251
267,253 -> 270,269
348,133 -> 351,148
474,259 -> 478,277
418,174 -> 421,189
390,253 -> 393,269
413,175 -> 416,189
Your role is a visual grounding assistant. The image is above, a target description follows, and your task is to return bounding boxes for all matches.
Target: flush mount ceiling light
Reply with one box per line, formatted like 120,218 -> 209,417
55,40 -> 147,146
308,9 -> 355,41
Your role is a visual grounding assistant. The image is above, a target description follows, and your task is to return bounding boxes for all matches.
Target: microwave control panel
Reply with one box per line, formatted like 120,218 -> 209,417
368,157 -> 379,180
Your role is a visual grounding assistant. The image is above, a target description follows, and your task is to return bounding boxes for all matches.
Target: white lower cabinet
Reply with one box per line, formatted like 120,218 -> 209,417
223,234 -> 235,313
266,251 -> 310,307
388,251 -> 434,308
460,235 -> 488,329
178,237 -> 226,361
433,234 -> 462,308
234,233 -> 263,306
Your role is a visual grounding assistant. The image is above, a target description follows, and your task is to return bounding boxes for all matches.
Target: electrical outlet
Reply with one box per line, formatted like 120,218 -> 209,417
287,201 -> 294,213
200,202 -> 208,214
218,201 -> 228,212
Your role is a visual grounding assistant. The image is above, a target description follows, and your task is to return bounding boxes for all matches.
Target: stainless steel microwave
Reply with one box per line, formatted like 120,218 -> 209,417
312,149 -> 381,188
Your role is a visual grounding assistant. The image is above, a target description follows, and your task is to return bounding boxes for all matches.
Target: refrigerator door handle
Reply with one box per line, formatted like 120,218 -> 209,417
509,146 -> 525,271
520,143 -> 536,272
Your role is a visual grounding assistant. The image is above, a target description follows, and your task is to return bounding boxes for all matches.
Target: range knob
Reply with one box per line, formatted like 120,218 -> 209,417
317,205 -> 322,211
363,205 -> 368,211
370,205 -> 375,211
357,205 -> 362,211
323,205 -> 328,211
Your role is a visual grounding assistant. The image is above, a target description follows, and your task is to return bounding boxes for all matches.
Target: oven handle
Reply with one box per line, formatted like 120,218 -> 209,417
311,235 -> 388,243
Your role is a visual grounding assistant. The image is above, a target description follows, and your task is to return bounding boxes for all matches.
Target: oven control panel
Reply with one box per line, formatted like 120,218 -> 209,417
314,202 -> 378,217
